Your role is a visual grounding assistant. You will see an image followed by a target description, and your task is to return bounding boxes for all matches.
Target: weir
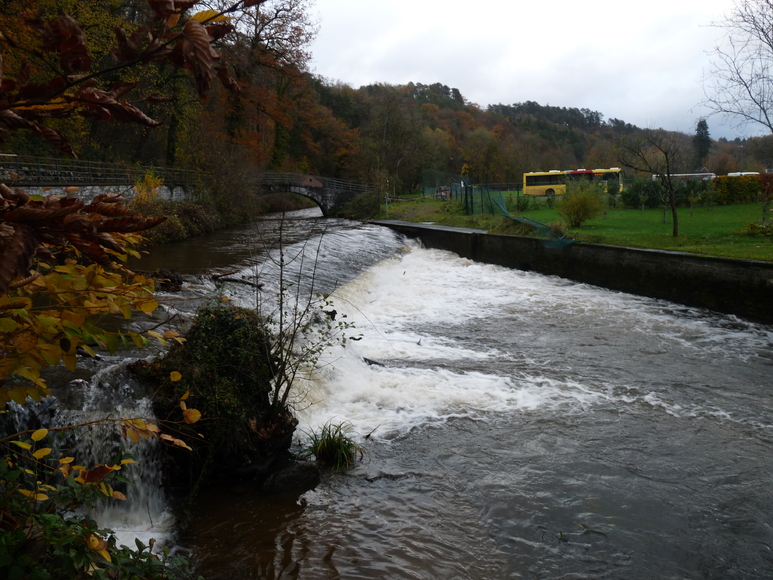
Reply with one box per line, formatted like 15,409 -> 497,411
373,220 -> 773,324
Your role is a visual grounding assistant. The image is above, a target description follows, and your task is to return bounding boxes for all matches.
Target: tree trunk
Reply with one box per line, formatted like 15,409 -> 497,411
670,197 -> 679,237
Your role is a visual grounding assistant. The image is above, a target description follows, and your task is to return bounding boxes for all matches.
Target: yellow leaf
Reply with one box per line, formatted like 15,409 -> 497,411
120,459 -> 135,465
10,331 -> 37,353
32,447 -> 52,459
17,488 -> 34,497
147,330 -> 163,340
170,371 -> 182,382
179,389 -> 190,400
127,429 -> 140,443
183,408 -> 202,424
112,490 -> 127,500
58,456 -> 75,464
98,549 -> 111,562
179,400 -> 187,411
191,9 -> 234,22
164,330 -> 180,339
62,353 -> 77,372
138,299 -> 159,314
8,388 -> 28,405
34,493 -> 49,501
31,429 -> 48,441
11,441 -> 31,451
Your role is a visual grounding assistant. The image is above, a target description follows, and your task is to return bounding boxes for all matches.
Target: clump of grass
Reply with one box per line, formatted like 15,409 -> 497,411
306,421 -> 363,470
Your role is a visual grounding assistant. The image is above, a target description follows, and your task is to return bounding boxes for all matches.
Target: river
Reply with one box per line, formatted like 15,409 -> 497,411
128,208 -> 773,579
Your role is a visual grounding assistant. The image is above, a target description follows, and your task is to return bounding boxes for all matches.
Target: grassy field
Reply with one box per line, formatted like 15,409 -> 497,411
377,197 -> 773,262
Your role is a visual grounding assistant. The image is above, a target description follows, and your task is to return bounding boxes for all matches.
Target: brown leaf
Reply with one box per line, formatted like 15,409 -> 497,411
0,184 -> 29,205
17,77 -> 67,102
111,26 -> 140,64
148,0 -> 176,18
26,15 -> 91,74
0,111 -> 76,157
68,88 -> 161,127
205,23 -> 234,43
181,19 -> 215,98
63,233 -> 112,266
84,465 -> 112,483
216,62 -> 239,95
0,223 -> 40,295
110,82 -> 138,100
96,215 -> 167,233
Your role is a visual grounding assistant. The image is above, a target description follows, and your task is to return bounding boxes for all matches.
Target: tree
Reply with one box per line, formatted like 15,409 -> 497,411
703,0 -> 773,133
693,119 -> 711,167
617,130 -> 686,236
0,0 -> 243,156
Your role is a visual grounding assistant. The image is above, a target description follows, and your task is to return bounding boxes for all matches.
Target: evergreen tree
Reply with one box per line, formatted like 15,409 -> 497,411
693,119 -> 712,168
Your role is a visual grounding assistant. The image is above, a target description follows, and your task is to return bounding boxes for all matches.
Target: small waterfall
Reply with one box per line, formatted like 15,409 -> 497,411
9,361 -> 175,551
58,363 -> 174,550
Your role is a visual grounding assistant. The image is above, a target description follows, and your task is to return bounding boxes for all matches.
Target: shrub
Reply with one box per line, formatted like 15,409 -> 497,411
740,221 -> 773,238
621,179 -> 661,209
557,182 -> 606,227
713,175 -> 761,205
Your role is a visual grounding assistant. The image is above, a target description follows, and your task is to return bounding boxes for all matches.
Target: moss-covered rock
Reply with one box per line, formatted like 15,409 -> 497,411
130,305 -> 297,495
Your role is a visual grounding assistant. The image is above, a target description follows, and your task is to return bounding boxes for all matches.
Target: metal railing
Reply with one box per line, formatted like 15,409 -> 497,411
0,154 -> 203,188
260,171 -> 376,195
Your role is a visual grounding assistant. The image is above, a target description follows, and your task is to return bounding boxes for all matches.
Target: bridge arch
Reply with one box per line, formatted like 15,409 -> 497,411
259,172 -> 378,217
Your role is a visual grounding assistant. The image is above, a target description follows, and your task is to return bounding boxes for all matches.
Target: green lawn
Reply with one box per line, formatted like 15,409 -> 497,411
377,198 -> 773,262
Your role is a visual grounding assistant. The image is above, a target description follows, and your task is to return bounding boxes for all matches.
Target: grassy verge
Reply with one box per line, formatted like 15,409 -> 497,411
377,198 -> 773,262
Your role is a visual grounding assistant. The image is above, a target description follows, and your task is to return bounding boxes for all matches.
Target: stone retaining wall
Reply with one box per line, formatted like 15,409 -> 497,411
374,220 -> 773,324
21,184 -> 192,203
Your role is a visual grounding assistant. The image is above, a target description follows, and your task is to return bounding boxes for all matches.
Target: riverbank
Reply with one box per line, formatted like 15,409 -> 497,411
374,220 -> 773,324
132,193 -> 318,246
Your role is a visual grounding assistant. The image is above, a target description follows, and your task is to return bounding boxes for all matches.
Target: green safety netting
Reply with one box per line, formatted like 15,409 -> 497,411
488,193 -> 575,249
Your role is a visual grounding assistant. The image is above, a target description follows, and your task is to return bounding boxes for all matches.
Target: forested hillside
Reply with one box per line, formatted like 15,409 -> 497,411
1,0 -> 769,196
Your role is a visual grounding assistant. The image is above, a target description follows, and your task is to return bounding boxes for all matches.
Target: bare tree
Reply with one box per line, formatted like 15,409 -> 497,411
703,0 -> 773,133
617,131 -> 686,237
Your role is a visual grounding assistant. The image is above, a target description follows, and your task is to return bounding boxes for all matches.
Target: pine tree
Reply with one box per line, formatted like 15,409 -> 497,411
693,119 -> 711,168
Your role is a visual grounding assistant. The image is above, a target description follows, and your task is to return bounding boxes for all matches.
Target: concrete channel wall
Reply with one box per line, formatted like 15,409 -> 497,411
373,220 -> 773,325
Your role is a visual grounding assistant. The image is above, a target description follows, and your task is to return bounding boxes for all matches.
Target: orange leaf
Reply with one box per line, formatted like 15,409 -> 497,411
183,408 -> 201,424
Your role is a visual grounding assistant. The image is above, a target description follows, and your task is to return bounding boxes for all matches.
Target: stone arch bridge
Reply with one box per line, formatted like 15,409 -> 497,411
259,172 -> 378,217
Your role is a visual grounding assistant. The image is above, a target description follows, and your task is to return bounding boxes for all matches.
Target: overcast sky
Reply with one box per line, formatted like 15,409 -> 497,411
308,0 -> 758,140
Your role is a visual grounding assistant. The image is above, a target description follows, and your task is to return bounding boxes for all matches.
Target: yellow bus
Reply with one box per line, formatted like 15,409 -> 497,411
523,168 -> 623,197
